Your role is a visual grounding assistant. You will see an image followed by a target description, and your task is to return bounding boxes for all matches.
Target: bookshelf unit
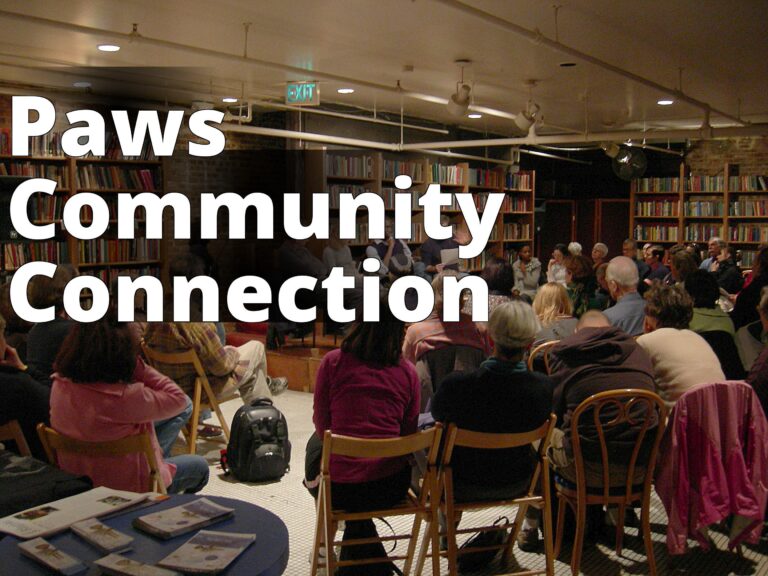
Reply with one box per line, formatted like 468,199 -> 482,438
0,134 -> 166,287
629,166 -> 684,245
305,149 -> 535,273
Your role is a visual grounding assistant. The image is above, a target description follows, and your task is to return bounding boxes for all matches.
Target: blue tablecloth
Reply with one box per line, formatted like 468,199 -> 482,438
0,494 -> 289,575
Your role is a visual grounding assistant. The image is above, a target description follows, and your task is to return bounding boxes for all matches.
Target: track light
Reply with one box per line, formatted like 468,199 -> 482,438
447,84 -> 471,117
513,101 -> 540,134
602,142 -> 621,158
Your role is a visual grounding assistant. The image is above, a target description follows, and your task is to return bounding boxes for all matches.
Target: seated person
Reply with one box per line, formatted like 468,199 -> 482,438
432,301 -> 553,502
591,242 -> 609,271
0,313 -> 50,459
565,254 -> 596,318
732,246 -> 768,330
50,316 -> 209,494
462,256 -> 514,321
746,286 -> 768,417
546,244 -> 568,286
402,272 -> 490,365
305,298 -> 419,575
685,269 -> 736,336
532,282 -> 578,344
644,245 -> 670,283
591,262 -> 611,310
710,242 -> 744,295
419,214 -> 460,278
0,282 -> 33,361
367,217 -> 413,278
512,244 -> 542,301
637,284 -> 725,408
604,256 -> 646,336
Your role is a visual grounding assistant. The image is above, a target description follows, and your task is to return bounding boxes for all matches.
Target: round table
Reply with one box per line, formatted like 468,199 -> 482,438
0,495 -> 289,575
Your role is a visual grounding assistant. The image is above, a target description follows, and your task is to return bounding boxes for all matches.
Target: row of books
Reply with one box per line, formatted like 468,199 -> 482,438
326,184 -> 372,208
0,129 -> 64,157
0,161 -> 70,187
76,166 -> 159,191
684,200 -> 723,216
80,266 -> 161,286
685,175 -> 724,192
502,222 -> 530,240
347,223 -> 428,245
685,224 -> 724,242
3,242 -> 69,271
383,159 -> 423,181
636,177 -> 679,193
432,163 -> 464,185
729,175 -> 767,192
729,198 -> 768,216
28,196 -> 65,221
468,168 -> 500,188
79,239 -> 160,263
505,172 -> 533,190
464,252 -> 489,272
502,196 -> 530,212
728,225 -> 768,243
325,154 -> 374,179
740,250 -> 758,268
634,224 -> 679,242
636,200 -> 679,217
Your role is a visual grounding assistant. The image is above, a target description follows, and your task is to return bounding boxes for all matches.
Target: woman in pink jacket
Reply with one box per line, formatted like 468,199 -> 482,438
50,317 -> 209,494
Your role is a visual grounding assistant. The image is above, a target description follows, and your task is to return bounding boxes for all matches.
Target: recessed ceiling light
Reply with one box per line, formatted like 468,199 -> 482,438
467,113 -> 482,119
73,81 -> 91,88
97,44 -> 120,52
222,97 -> 238,103
337,88 -> 355,94
657,99 -> 674,106
559,62 -> 577,67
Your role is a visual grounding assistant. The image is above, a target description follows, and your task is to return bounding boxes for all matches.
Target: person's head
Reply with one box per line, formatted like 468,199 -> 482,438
27,264 -> 79,317
518,244 -> 532,263
643,243 -> 652,259
575,310 -> 611,331
384,217 -> 395,238
596,262 -> 609,291
591,243 -> 609,263
568,242 -> 582,256
532,282 -> 573,327
666,244 -> 686,266
755,246 -> 768,279
683,269 -> 720,309
0,282 -> 32,334
54,315 -> 139,383
671,251 -> 698,283
707,237 -> 725,259
552,243 -> 567,264
565,254 -> 593,284
440,214 -> 452,228
605,256 -> 639,300
431,270 -> 459,315
622,239 -> 638,259
481,257 -> 513,294
341,297 -> 405,366
643,284 -> 693,332
758,286 -> 768,332
488,301 -> 541,361
645,245 -> 665,265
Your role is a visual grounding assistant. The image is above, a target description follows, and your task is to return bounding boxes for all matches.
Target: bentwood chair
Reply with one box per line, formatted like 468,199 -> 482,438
36,423 -> 167,494
527,340 -> 560,374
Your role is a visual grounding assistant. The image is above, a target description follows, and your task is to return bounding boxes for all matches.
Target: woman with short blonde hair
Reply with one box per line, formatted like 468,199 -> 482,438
532,282 -> 577,344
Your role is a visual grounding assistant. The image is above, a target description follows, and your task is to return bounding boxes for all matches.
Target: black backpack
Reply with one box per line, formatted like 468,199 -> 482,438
225,398 -> 291,482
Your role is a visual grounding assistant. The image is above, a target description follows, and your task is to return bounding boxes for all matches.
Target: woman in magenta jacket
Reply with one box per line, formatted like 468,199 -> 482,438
50,317 -> 209,494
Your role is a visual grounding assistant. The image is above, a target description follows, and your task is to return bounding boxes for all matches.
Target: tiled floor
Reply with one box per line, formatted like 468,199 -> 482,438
192,391 -> 768,575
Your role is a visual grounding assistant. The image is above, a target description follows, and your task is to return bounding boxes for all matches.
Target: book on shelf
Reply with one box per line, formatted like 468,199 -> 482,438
729,197 -> 768,217
3,241 -> 69,271
685,224 -> 723,242
503,222 -> 530,240
157,530 -> 256,574
94,554 -> 180,576
431,163 -> 464,185
502,195 -> 529,212
71,517 -> 134,553
684,199 -> 723,217
326,184 -> 372,208
0,487 -> 150,539
636,177 -> 679,193
0,160 -> 70,187
729,224 -> 768,243
132,498 -> 234,539
325,154 -> 373,179
634,224 -> 679,242
729,175 -> 767,192
505,172 -> 532,190
685,175 -> 724,192
79,239 -> 160,263
740,250 -> 758,268
83,133 -> 158,162
636,200 -> 679,217
76,165 -> 158,191
383,159 -> 423,181
0,129 -> 64,157
468,168 -> 500,188
17,537 -> 87,575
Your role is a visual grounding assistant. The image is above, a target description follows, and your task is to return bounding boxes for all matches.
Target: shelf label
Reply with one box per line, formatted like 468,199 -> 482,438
286,81 -> 320,106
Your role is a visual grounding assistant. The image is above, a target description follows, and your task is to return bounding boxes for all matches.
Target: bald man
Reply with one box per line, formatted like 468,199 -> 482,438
604,256 -> 647,336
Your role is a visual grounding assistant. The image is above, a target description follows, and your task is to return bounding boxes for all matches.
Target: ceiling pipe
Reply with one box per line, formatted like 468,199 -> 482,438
433,0 -> 747,126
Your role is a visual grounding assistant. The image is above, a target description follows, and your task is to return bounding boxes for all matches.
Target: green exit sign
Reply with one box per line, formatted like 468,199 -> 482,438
286,81 -> 320,106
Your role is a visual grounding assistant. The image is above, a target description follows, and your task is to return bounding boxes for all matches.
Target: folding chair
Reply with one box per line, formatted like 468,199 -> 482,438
421,415 -> 557,576
142,342 -> 237,454
36,423 -> 167,494
0,420 -> 31,456
311,425 -> 443,576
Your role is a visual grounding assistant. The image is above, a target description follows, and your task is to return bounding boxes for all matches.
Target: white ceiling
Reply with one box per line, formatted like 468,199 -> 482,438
0,0 -> 766,141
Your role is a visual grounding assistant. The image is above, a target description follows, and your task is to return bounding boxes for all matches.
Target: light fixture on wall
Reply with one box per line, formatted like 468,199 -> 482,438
447,60 -> 472,117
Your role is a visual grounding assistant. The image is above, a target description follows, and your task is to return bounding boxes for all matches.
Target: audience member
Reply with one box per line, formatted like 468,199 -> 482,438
662,244 -> 687,285
50,317 -> 209,493
546,243 -> 568,286
532,282 -> 578,344
323,222 -> 359,278
0,313 -> 50,459
463,257 -> 514,319
306,298 -> 419,574
366,217 -> 413,278
731,246 -> 768,330
746,287 -> 768,416
604,256 -> 646,336
512,244 -> 541,300
710,242 -> 744,294
670,250 -> 698,285
591,242 -> 609,270
685,243 -> 703,266
645,245 -> 670,282
568,242 -> 583,256
686,270 -> 736,336
0,283 -> 33,361
622,238 -> 650,289
699,237 -> 724,271
592,262 -> 611,310
565,254 -> 596,318
402,273 -> 490,364
420,214 -> 460,278
637,285 -> 724,408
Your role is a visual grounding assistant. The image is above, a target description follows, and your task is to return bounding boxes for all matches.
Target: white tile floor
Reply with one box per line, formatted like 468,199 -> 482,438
190,391 -> 768,575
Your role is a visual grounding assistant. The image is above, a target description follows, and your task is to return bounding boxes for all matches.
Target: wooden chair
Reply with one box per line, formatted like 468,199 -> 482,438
311,425 -> 443,576
0,420 -> 31,456
420,415 -> 558,576
36,423 -> 167,494
553,389 -> 667,576
527,340 -> 559,374
141,342 -> 237,454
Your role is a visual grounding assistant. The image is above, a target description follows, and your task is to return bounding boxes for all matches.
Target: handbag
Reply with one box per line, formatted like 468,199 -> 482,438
456,516 -> 509,571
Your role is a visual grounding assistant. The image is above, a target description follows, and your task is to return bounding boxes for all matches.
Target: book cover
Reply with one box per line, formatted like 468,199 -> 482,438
157,530 -> 256,574
133,498 -> 234,539
71,517 -> 134,553
17,537 -> 87,575
94,554 -> 181,576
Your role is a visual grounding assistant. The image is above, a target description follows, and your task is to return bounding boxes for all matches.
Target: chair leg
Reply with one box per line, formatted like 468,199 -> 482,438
506,502 -> 528,562
310,505 -> 324,576
615,504 -> 626,556
200,378 -> 231,441
641,495 -> 657,576
444,474 -> 458,576
403,513 -> 423,576
188,384 -> 202,455
570,499 -> 587,576
554,494 -> 567,558
541,468 -> 555,576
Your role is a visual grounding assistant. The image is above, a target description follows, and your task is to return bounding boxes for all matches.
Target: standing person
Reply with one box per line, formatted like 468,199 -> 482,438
604,256 -> 646,336
512,244 -> 542,301
419,214 -> 460,278
591,242 -> 609,271
306,298 -> 419,575
50,317 -> 209,494
546,243 -> 568,286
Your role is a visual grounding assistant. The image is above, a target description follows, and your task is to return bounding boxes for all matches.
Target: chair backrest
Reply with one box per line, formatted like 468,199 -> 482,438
698,330 -> 747,380
36,423 -> 167,494
527,340 -> 559,374
0,420 -> 31,456
569,389 -> 667,502
141,341 -> 207,380
417,346 -> 485,411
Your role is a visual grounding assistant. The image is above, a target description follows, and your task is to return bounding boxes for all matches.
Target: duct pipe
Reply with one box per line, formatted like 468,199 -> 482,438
433,0 -> 747,126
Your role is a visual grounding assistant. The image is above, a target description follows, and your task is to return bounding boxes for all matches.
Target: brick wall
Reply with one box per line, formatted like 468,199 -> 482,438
684,137 -> 768,175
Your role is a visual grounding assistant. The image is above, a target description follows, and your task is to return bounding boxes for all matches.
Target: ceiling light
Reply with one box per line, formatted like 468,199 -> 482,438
513,101 -> 540,134
337,88 -> 355,94
467,113 -> 482,119
447,85 -> 471,117
73,81 -> 91,88
657,99 -> 674,106
222,97 -> 238,103
97,44 -> 120,52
